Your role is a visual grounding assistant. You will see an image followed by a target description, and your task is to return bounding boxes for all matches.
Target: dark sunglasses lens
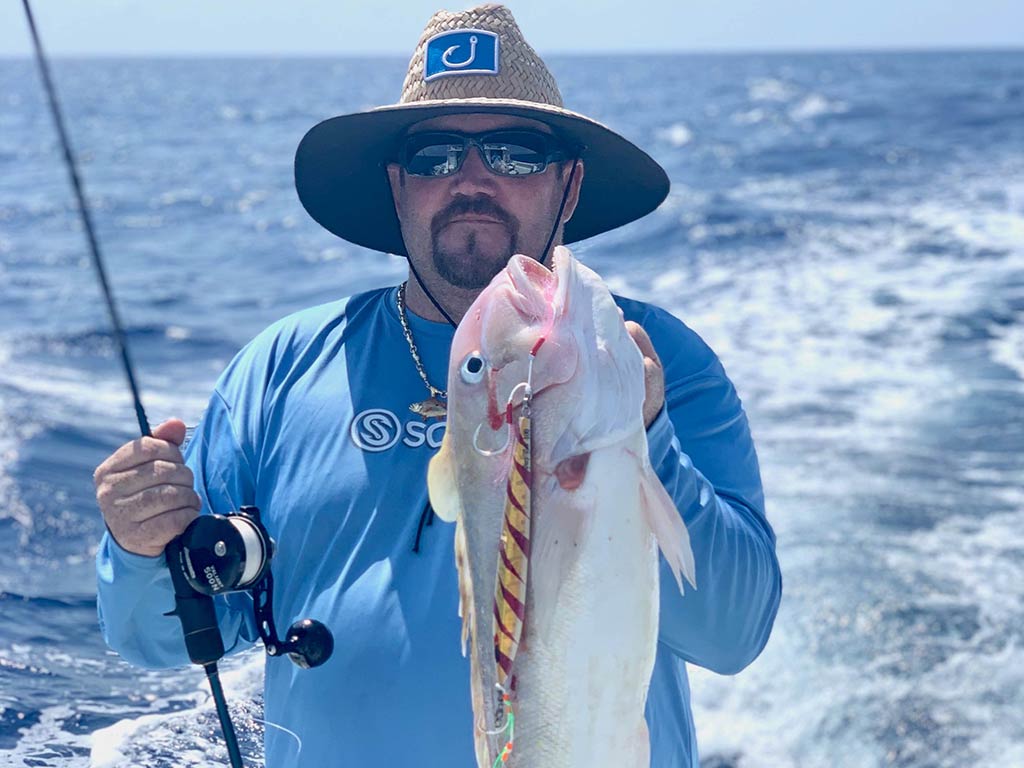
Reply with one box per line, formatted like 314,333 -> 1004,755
404,135 -> 464,176
401,131 -> 564,177
482,132 -> 552,175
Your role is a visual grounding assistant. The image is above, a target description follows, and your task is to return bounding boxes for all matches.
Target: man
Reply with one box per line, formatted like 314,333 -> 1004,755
93,5 -> 782,767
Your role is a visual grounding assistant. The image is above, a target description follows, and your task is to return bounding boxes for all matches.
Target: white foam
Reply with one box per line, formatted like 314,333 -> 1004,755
164,325 -> 191,341
0,339 -> 39,531
0,361 -> 210,426
732,107 -> 768,125
789,94 -> 848,121
649,268 -> 688,293
6,704 -> 93,767
155,188 -> 205,207
628,157 -> 1024,765
908,200 -> 1024,252
990,323 -> 1024,381
747,78 -> 798,102
657,122 -> 694,147
689,504 -> 1024,766
90,649 -> 266,768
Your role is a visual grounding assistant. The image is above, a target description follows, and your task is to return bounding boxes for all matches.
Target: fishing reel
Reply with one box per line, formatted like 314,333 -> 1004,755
164,506 -> 334,669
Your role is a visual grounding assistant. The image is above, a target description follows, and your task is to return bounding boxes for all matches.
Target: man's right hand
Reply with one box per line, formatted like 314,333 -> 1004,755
94,418 -> 201,557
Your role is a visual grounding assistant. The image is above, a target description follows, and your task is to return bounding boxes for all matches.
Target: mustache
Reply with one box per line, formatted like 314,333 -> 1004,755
431,196 -> 517,237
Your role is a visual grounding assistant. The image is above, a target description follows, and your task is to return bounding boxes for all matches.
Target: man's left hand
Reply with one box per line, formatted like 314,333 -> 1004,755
625,321 -> 664,429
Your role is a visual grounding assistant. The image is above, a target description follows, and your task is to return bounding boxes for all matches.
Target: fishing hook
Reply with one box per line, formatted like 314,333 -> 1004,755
472,381 -> 531,456
471,337 -> 546,457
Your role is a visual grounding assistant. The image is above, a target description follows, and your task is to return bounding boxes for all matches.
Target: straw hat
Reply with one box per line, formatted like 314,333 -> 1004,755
294,3 -> 669,256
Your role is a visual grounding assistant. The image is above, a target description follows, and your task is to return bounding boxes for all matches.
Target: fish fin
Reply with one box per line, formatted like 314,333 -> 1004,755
454,521 -> 491,768
453,518 -> 475,657
639,464 -> 697,594
427,437 -> 461,523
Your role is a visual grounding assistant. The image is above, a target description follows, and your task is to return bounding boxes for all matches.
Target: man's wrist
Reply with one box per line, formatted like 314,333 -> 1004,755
645,404 -> 674,464
102,527 -> 168,568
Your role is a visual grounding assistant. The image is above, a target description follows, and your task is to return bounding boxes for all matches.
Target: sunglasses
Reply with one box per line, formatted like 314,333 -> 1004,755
398,130 -> 571,178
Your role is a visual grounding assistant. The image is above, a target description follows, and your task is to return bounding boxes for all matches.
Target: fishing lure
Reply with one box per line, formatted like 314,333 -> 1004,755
487,337 -> 545,766
494,412 -> 532,687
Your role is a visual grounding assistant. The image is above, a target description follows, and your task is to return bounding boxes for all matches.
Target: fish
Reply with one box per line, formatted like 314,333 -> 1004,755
428,246 -> 697,768
409,396 -> 448,420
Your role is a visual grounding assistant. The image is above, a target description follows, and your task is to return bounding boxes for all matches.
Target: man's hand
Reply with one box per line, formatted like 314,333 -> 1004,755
93,418 -> 200,557
625,321 -> 665,429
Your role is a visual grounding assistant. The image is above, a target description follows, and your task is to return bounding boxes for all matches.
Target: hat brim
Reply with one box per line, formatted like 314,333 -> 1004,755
294,99 -> 669,256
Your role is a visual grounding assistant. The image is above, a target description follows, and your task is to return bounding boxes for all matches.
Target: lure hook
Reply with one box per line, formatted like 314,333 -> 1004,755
471,337 -> 546,457
472,380 -> 535,457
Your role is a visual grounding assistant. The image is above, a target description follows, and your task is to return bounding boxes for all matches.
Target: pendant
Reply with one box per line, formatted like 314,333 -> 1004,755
409,396 -> 447,420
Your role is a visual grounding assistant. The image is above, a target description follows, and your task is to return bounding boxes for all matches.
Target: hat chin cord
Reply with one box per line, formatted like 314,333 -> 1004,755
405,158 -> 581,329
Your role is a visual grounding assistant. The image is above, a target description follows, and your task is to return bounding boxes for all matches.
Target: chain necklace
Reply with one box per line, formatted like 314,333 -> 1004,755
397,282 -> 447,419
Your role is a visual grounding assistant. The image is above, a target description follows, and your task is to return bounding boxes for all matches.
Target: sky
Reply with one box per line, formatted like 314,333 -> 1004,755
2,0 -> 1023,56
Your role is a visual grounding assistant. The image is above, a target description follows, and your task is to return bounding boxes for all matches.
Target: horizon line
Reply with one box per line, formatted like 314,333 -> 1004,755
1,44 -> 1022,60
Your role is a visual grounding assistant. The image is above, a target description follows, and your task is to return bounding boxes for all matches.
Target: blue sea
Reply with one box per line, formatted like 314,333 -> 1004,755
1,51 -> 1023,767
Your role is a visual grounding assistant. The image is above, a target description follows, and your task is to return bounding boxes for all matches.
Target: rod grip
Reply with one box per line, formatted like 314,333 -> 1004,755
165,539 -> 226,665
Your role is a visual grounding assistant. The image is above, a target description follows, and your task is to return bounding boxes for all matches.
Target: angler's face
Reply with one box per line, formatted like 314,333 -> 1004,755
387,114 -> 583,291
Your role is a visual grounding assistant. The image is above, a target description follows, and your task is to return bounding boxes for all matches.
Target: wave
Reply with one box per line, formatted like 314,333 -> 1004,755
990,322 -> 1024,381
3,52 -> 1024,768
90,650 -> 267,768
656,122 -> 694,148
747,77 -> 800,103
789,94 -> 849,121
12,324 -> 234,358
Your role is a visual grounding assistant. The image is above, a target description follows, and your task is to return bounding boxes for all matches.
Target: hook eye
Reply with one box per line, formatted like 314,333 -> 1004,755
507,381 -> 531,410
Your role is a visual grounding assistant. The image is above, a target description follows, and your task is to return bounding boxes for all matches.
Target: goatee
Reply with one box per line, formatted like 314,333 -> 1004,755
431,197 -> 519,289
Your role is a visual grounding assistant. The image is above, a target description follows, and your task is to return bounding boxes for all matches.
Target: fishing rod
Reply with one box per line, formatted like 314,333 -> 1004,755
20,0 -> 151,437
18,1 -> 245,765
19,3 -> 336,765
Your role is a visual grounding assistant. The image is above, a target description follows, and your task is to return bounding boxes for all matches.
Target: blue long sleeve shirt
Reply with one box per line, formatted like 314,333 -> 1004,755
96,285 -> 782,767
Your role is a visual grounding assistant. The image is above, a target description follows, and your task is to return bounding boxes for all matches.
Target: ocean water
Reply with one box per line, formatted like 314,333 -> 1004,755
1,51 -> 1023,767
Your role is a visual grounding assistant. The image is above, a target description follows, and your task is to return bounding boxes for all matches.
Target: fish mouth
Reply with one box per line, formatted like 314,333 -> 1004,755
503,256 -> 553,325
506,248 -> 573,320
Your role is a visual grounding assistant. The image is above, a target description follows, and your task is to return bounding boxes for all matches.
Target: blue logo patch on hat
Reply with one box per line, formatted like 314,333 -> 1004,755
424,29 -> 499,82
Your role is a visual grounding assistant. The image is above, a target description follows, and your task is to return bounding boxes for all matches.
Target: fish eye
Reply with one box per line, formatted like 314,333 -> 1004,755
460,352 -> 486,384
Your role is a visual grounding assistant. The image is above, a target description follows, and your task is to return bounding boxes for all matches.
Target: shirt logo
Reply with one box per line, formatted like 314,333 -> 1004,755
350,408 -> 446,453
424,29 -> 499,82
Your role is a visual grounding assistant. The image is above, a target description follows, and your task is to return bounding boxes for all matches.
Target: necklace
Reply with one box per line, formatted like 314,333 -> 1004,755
397,282 -> 447,419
